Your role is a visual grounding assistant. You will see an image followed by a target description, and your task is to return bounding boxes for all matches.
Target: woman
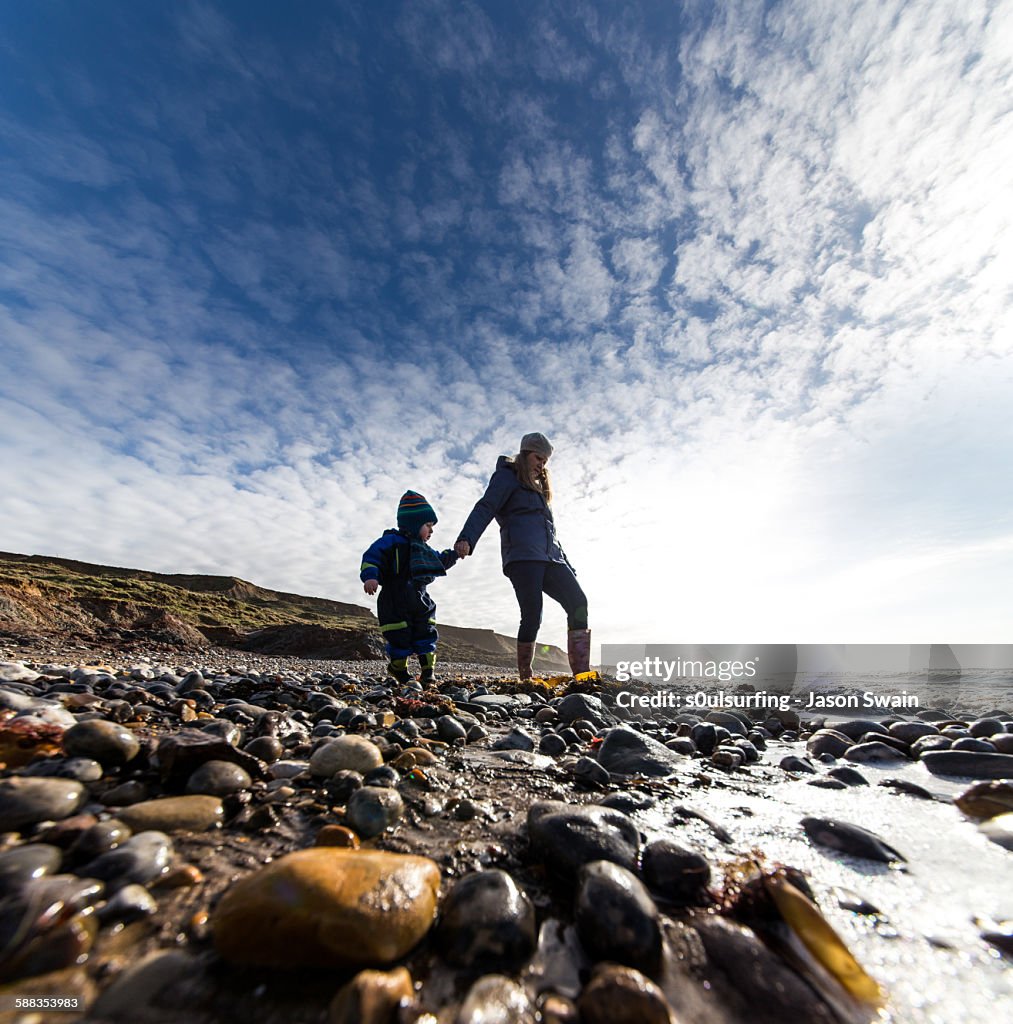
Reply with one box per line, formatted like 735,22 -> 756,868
455,432 -> 590,680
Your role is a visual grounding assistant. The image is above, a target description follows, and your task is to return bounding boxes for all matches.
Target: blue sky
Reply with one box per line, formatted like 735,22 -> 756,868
2,0 -> 1011,653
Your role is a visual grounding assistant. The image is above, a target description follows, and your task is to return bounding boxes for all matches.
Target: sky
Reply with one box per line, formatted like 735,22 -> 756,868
1,0 -> 1011,654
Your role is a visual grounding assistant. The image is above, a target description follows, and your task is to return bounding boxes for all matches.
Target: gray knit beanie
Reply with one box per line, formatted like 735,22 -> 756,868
519,432 -> 553,457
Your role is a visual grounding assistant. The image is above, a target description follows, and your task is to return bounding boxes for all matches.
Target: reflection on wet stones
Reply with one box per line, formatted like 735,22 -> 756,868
575,860 -> 662,974
527,801 -> 640,875
211,848 -> 440,968
437,869 -> 537,970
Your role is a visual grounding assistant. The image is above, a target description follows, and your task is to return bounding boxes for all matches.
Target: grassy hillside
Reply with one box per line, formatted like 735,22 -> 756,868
0,551 -> 568,669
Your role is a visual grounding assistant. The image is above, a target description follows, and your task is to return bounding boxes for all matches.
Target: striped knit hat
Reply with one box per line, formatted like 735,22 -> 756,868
397,490 -> 437,535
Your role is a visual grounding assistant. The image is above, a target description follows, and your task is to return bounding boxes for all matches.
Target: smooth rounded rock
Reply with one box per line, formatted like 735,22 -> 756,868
436,716 -> 467,743
0,777 -> 87,832
438,869 -> 537,970
846,741 -> 907,764
596,727 -> 683,777
0,843 -> 63,895
575,860 -> 662,973
780,755 -> 816,774
577,963 -> 675,1024
955,780 -> 1013,820
889,721 -> 938,743
82,831 -> 173,891
212,848 -> 440,967
573,757 -> 610,786
117,795 -> 224,833
641,839 -> 710,905
244,736 -> 284,763
922,751 -> 1013,779
329,967 -> 414,1024
63,720 -> 140,766
833,719 -> 888,741
805,730 -> 852,759
528,801 -> 640,875
346,786 -> 404,838
21,757 -> 104,783
186,760 -> 252,796
310,736 -> 384,777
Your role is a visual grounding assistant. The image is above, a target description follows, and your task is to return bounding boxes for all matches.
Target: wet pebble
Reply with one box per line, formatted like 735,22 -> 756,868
641,838 -> 710,905
955,780 -> 1013,819
577,963 -> 674,1024
845,741 -> 906,763
805,729 -> 852,758
539,733 -> 567,756
310,736 -> 384,777
0,777 -> 87,832
922,750 -> 1013,779
528,801 -> 640,875
596,726 -> 682,776
575,860 -> 661,974
779,755 -> 816,774
62,719 -> 140,766
212,848 -> 440,967
329,966 -> 414,1024
0,843 -> 63,895
827,766 -> 869,786
572,757 -> 610,787
186,759 -> 252,796
437,715 -> 467,743
243,735 -> 283,762
346,786 -> 404,838
801,817 -> 905,863
80,830 -> 173,891
438,869 -> 537,970
98,882 -> 158,923
491,727 -> 535,752
102,780 -> 149,806
21,756 -> 103,783
117,795 -> 224,833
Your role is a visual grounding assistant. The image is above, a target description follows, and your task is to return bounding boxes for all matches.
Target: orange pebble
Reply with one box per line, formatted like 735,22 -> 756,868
315,825 -> 360,849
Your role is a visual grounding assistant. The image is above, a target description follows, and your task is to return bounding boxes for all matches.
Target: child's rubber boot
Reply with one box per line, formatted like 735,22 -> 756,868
387,657 -> 411,685
419,652 -> 436,686
517,641 -> 535,681
567,629 -> 591,677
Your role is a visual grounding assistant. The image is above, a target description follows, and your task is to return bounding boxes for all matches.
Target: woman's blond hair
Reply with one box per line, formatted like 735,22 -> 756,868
510,451 -> 553,504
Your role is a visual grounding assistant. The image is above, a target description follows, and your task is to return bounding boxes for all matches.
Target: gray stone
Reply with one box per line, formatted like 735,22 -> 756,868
491,728 -> 535,752
63,719 -> 140,766
846,741 -> 907,763
0,777 -> 87,832
596,726 -> 684,777
922,751 -> 1013,779
805,729 -> 852,758
82,830 -> 174,892
346,786 -> 404,838
572,756 -> 610,787
310,736 -> 384,777
528,801 -> 640,875
186,759 -> 252,796
0,843 -> 63,896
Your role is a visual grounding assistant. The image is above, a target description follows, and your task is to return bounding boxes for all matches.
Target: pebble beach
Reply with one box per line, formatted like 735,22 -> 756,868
0,642 -> 1011,1024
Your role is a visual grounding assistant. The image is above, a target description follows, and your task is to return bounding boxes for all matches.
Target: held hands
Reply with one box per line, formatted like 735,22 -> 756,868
363,579 -> 378,596
454,540 -> 471,558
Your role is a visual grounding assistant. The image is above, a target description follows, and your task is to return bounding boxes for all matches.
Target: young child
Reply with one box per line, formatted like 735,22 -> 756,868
360,490 -> 458,684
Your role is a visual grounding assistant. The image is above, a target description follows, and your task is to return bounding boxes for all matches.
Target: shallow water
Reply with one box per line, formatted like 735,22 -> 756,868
639,744 -> 1013,1024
